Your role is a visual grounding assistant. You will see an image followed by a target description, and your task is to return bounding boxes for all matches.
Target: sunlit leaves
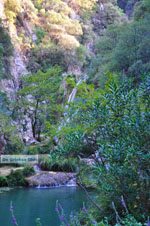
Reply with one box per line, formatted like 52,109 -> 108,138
4,0 -> 22,23
58,73 -> 150,216
16,66 -> 63,140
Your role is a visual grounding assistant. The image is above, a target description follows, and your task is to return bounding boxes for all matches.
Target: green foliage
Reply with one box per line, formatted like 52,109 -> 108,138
24,146 -> 39,155
75,45 -> 90,67
0,94 -> 23,153
6,165 -> 35,186
0,110 -> 23,154
57,200 -> 145,226
0,20 -> 13,79
72,214 -> 144,226
39,156 -> 52,171
7,169 -> 25,186
65,77 -> 76,89
4,0 -> 22,23
39,156 -> 77,172
58,129 -> 96,157
0,44 -> 4,79
22,164 -> 35,177
0,175 -> 8,187
134,0 -> 150,20
32,0 -> 83,49
0,92 -> 10,115
34,26 -> 47,45
115,215 -> 143,226
4,0 -> 37,24
15,66 -> 63,141
31,0 -> 99,52
88,15 -> 150,86
59,73 -> 150,222
91,1 -> 127,38
35,218 -> 42,226
28,47 -> 67,73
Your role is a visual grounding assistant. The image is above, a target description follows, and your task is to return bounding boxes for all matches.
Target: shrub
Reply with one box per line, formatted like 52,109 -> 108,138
59,74 -> 150,222
0,175 -> 8,187
7,170 -> 25,186
24,146 -> 38,155
39,156 -> 52,171
22,164 -> 35,177
39,156 -> 77,172
62,159 -> 77,172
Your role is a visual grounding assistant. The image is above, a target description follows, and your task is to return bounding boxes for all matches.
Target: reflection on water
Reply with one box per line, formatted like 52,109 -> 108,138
0,187 -> 87,226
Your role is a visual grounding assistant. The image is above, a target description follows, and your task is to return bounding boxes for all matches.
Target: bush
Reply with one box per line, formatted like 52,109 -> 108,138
22,164 -> 35,177
58,130 -> 95,157
7,170 -> 25,186
24,146 -> 38,155
0,175 -> 8,187
59,74 -> 150,222
88,14 -> 150,86
39,156 -> 52,171
39,156 -> 77,172
62,159 -> 77,172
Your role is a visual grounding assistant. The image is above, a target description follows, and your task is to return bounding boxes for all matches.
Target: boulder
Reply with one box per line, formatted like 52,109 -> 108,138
25,171 -> 76,187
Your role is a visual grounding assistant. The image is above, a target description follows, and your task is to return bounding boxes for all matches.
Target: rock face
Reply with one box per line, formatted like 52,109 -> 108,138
25,172 -> 77,187
0,0 -> 6,20
0,133 -> 6,154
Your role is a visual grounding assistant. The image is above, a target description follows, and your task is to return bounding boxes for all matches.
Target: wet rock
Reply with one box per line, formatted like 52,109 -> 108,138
25,172 -> 77,187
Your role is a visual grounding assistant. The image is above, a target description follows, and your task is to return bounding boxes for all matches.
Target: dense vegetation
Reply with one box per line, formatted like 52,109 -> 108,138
57,73 -> 150,225
0,0 -> 150,225
87,0 -> 150,86
0,164 -> 35,187
0,20 -> 13,79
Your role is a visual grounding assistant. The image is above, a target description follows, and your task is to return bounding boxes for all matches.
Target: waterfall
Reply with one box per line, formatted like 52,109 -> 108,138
67,79 -> 83,103
56,75 -> 88,140
33,164 -> 41,172
66,177 -> 77,187
35,176 -> 77,188
67,75 -> 88,104
57,75 -> 88,134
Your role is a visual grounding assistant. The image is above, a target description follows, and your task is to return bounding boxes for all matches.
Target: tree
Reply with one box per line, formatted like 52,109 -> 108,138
58,73 -> 150,220
134,0 -> 150,20
16,66 -> 63,142
0,91 -> 22,154
87,14 -> 150,86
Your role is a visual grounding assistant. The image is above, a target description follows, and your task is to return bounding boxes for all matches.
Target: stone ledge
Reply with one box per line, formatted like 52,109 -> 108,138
25,172 -> 77,187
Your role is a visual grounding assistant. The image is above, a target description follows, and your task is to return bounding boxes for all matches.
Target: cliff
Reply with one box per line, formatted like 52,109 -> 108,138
0,0 -> 127,148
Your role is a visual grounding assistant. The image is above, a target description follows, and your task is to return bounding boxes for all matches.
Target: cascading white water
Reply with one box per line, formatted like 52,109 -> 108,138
33,164 -> 41,172
57,75 -> 88,133
67,79 -> 83,104
66,177 -> 77,187
35,177 -> 77,189
67,75 -> 88,104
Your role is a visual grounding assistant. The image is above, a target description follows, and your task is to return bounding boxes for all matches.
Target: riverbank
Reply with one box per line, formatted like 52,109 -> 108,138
0,164 -> 78,188
0,166 -> 24,176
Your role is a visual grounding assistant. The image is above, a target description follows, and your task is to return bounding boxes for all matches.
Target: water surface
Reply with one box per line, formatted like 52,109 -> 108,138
0,187 -> 87,226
